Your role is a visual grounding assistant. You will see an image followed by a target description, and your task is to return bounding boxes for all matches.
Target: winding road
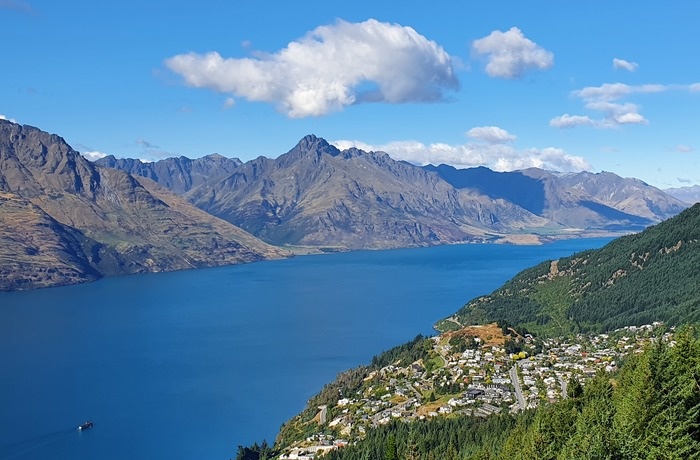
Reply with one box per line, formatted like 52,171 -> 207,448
509,365 -> 526,411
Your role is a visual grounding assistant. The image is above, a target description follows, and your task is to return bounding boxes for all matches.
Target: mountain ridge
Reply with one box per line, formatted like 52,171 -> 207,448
183,135 -> 549,249
0,119 -> 289,290
98,134 -> 689,249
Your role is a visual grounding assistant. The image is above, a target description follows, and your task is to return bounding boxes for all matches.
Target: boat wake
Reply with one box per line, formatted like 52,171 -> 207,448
0,424 -> 90,460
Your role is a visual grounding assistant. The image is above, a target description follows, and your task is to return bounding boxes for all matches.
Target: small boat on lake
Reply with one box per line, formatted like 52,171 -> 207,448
78,420 -> 94,431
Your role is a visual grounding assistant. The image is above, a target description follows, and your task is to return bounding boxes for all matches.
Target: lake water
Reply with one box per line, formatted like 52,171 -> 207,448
0,239 -> 611,460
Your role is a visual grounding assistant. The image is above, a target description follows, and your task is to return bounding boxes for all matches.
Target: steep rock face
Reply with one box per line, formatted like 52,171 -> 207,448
95,153 -> 242,194
0,120 -> 288,290
186,135 -> 548,249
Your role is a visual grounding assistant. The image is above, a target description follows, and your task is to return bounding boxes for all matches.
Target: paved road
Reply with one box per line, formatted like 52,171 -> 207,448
509,365 -> 526,411
319,405 -> 328,424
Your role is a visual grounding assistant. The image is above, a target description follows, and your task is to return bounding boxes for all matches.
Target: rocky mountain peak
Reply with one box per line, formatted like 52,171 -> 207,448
277,134 -> 342,167
0,120 -> 101,198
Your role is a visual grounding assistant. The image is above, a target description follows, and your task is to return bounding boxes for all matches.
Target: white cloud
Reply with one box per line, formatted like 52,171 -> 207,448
573,83 -> 666,101
583,100 -> 648,126
82,150 -> 108,161
223,97 -> 236,109
472,27 -> 553,79
466,126 -> 516,143
0,114 -> 17,123
612,58 -> 638,72
549,83 -> 688,129
165,19 -> 458,118
690,83 -> 700,92
549,114 -> 596,128
675,144 -> 694,153
332,137 -> 589,173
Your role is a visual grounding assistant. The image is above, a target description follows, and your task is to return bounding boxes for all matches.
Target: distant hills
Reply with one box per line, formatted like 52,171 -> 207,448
97,134 -> 688,250
665,184 -> 700,204
0,120 -> 288,291
437,202 -> 700,336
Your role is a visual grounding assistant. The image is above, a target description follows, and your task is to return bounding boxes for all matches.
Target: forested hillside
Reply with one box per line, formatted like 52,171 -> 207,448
438,203 -> 700,336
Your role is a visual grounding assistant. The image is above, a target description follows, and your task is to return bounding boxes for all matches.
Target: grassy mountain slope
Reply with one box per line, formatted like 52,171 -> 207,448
438,203 -> 700,336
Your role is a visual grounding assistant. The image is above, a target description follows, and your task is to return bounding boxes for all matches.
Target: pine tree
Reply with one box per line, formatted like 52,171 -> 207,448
385,433 -> 398,460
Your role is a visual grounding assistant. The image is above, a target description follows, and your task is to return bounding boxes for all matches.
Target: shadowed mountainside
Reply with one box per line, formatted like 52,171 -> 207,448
426,164 -> 685,231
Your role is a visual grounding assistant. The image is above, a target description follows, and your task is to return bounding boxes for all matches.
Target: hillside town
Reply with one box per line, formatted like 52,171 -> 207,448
279,322 -> 670,460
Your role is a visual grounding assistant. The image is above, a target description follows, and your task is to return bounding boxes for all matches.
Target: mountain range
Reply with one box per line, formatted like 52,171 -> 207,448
97,134 -> 688,250
1,121 -> 692,290
0,120 -> 288,291
664,184 -> 700,204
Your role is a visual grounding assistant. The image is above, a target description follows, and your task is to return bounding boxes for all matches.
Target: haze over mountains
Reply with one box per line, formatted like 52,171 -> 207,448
664,184 -> 700,204
0,120 -> 288,291
97,134 -> 688,249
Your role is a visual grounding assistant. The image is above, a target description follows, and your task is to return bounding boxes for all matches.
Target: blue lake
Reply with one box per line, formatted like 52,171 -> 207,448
0,238 -> 611,460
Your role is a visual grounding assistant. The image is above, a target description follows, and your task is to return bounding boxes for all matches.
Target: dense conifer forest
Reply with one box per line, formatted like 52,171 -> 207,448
441,203 -> 700,336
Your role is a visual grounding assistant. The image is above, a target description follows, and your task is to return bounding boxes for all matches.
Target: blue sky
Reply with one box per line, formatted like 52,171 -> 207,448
2,0 -> 699,188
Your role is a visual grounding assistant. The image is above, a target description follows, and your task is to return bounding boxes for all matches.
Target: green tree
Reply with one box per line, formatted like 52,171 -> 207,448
385,433 -> 398,460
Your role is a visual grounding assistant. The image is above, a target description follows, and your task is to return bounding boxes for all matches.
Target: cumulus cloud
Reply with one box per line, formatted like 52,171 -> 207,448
165,19 -> 458,118
466,126 -> 516,143
81,150 -> 108,161
549,82 -> 695,129
0,114 -> 17,123
332,137 -> 589,173
472,27 -> 553,79
549,114 -> 596,128
613,58 -> 638,72
573,83 -> 666,101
